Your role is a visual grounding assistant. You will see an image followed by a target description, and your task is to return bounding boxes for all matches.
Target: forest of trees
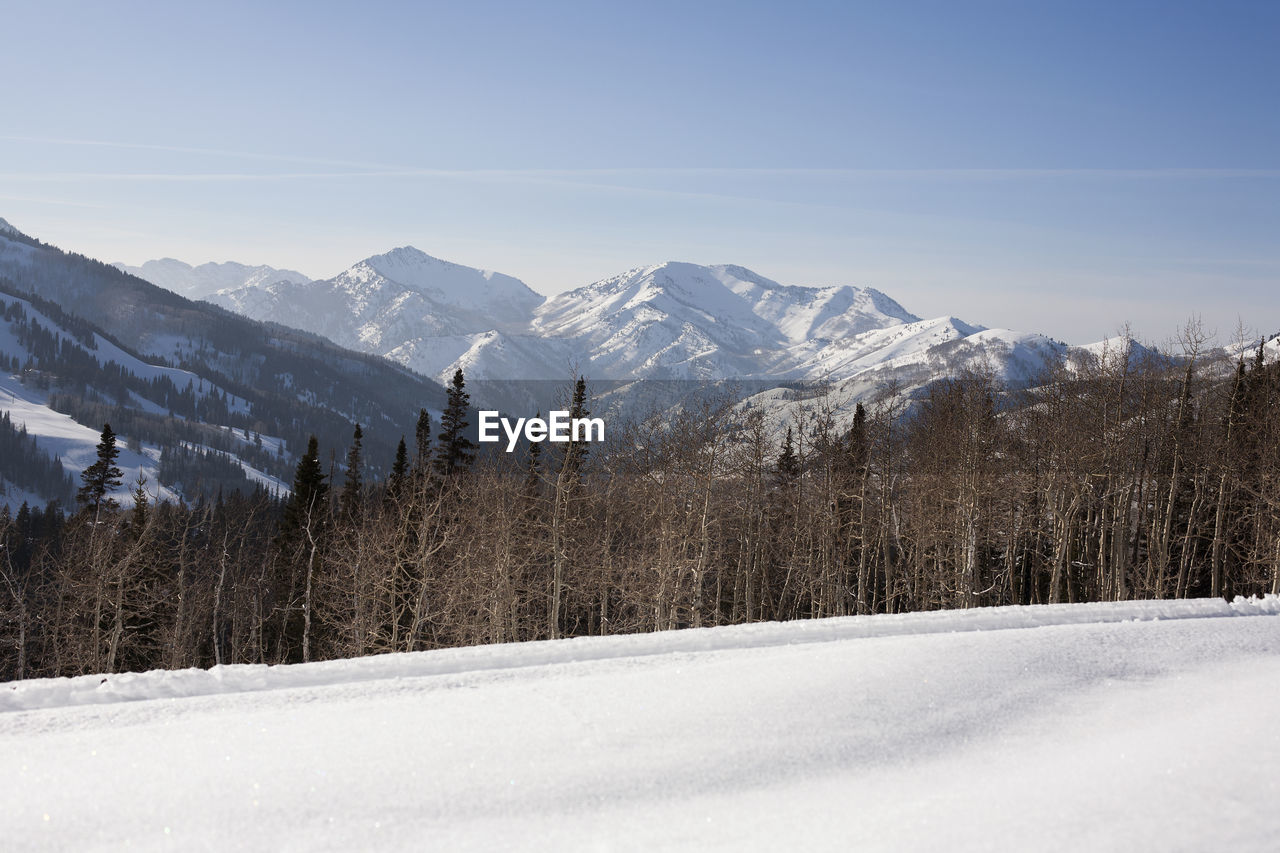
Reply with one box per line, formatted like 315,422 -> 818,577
0,412 -> 76,505
2,336 -> 1278,681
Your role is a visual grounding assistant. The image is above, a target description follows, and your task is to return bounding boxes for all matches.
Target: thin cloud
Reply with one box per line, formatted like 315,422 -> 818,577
0,134 -> 403,173
0,194 -> 109,209
4,138 -> 1276,181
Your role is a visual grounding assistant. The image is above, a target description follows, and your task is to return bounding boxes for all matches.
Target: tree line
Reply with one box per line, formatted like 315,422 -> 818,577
2,336 -> 1278,681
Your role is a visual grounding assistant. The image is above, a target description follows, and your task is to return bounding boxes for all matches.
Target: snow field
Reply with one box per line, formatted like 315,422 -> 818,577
2,597 -> 1278,851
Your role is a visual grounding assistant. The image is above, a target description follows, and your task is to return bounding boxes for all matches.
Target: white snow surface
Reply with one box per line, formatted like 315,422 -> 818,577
3,597 -> 1278,851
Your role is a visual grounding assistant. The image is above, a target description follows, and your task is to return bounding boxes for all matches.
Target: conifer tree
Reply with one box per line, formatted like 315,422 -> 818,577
386,436 -> 408,506
274,435 -> 329,664
848,402 -> 868,474
280,436 -> 328,544
413,408 -> 432,477
340,424 -> 364,522
564,376 -> 591,476
77,423 -> 123,520
130,472 -> 150,533
435,368 -> 475,477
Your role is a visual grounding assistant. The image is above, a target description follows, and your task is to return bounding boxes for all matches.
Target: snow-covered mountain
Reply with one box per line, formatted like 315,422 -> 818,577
530,262 -> 921,380
202,247 -> 554,379
123,247 -> 1128,423
129,252 -> 937,386
112,259 -> 313,301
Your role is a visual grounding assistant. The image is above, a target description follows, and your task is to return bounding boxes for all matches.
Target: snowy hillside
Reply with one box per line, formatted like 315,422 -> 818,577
0,290 -> 288,510
4,596 -> 1278,851
112,258 -> 313,301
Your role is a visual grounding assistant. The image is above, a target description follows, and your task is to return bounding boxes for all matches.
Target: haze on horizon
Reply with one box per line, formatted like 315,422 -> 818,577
1,0 -> 1276,346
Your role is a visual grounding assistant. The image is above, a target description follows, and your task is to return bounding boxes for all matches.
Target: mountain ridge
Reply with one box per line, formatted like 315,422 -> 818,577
0,224 -> 451,512
95,240 -> 1187,433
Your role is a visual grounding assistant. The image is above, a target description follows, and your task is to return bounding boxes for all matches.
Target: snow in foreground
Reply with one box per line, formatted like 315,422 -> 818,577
3,598 -> 1278,851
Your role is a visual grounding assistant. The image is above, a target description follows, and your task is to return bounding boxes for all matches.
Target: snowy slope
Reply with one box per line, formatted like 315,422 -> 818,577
0,290 -> 288,510
0,372 -> 288,512
0,373 -> 181,506
112,258 -> 313,300
533,262 -> 793,379
3,597 -> 1278,851
711,263 -> 919,343
385,329 -> 575,383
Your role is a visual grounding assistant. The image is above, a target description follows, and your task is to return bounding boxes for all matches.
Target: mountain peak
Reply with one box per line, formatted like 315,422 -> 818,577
365,245 -> 435,266
351,246 -> 544,306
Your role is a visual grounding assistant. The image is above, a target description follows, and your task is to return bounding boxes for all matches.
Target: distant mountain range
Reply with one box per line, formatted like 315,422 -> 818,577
114,245 -> 1103,418
4,209 -> 1218,515
114,258 -> 313,301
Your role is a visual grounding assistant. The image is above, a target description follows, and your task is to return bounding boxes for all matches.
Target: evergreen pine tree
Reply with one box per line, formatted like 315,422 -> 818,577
848,402 -> 868,474
564,376 -> 591,476
339,424 -> 363,522
386,436 -> 409,506
280,435 -> 329,545
435,368 -> 474,477
77,423 -> 124,520
130,472 -> 150,533
413,408 -> 432,477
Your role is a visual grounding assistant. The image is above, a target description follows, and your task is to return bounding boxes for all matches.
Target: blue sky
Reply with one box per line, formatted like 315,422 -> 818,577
2,0 -> 1276,343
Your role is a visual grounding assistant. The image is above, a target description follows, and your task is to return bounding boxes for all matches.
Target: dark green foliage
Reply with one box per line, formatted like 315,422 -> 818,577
386,436 -> 408,506
76,423 -> 123,517
564,376 -> 591,476
340,424 -> 364,522
130,473 -> 150,533
281,436 -> 328,540
524,415 -> 543,496
434,369 -> 474,477
413,408 -> 432,476
158,444 -> 253,496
